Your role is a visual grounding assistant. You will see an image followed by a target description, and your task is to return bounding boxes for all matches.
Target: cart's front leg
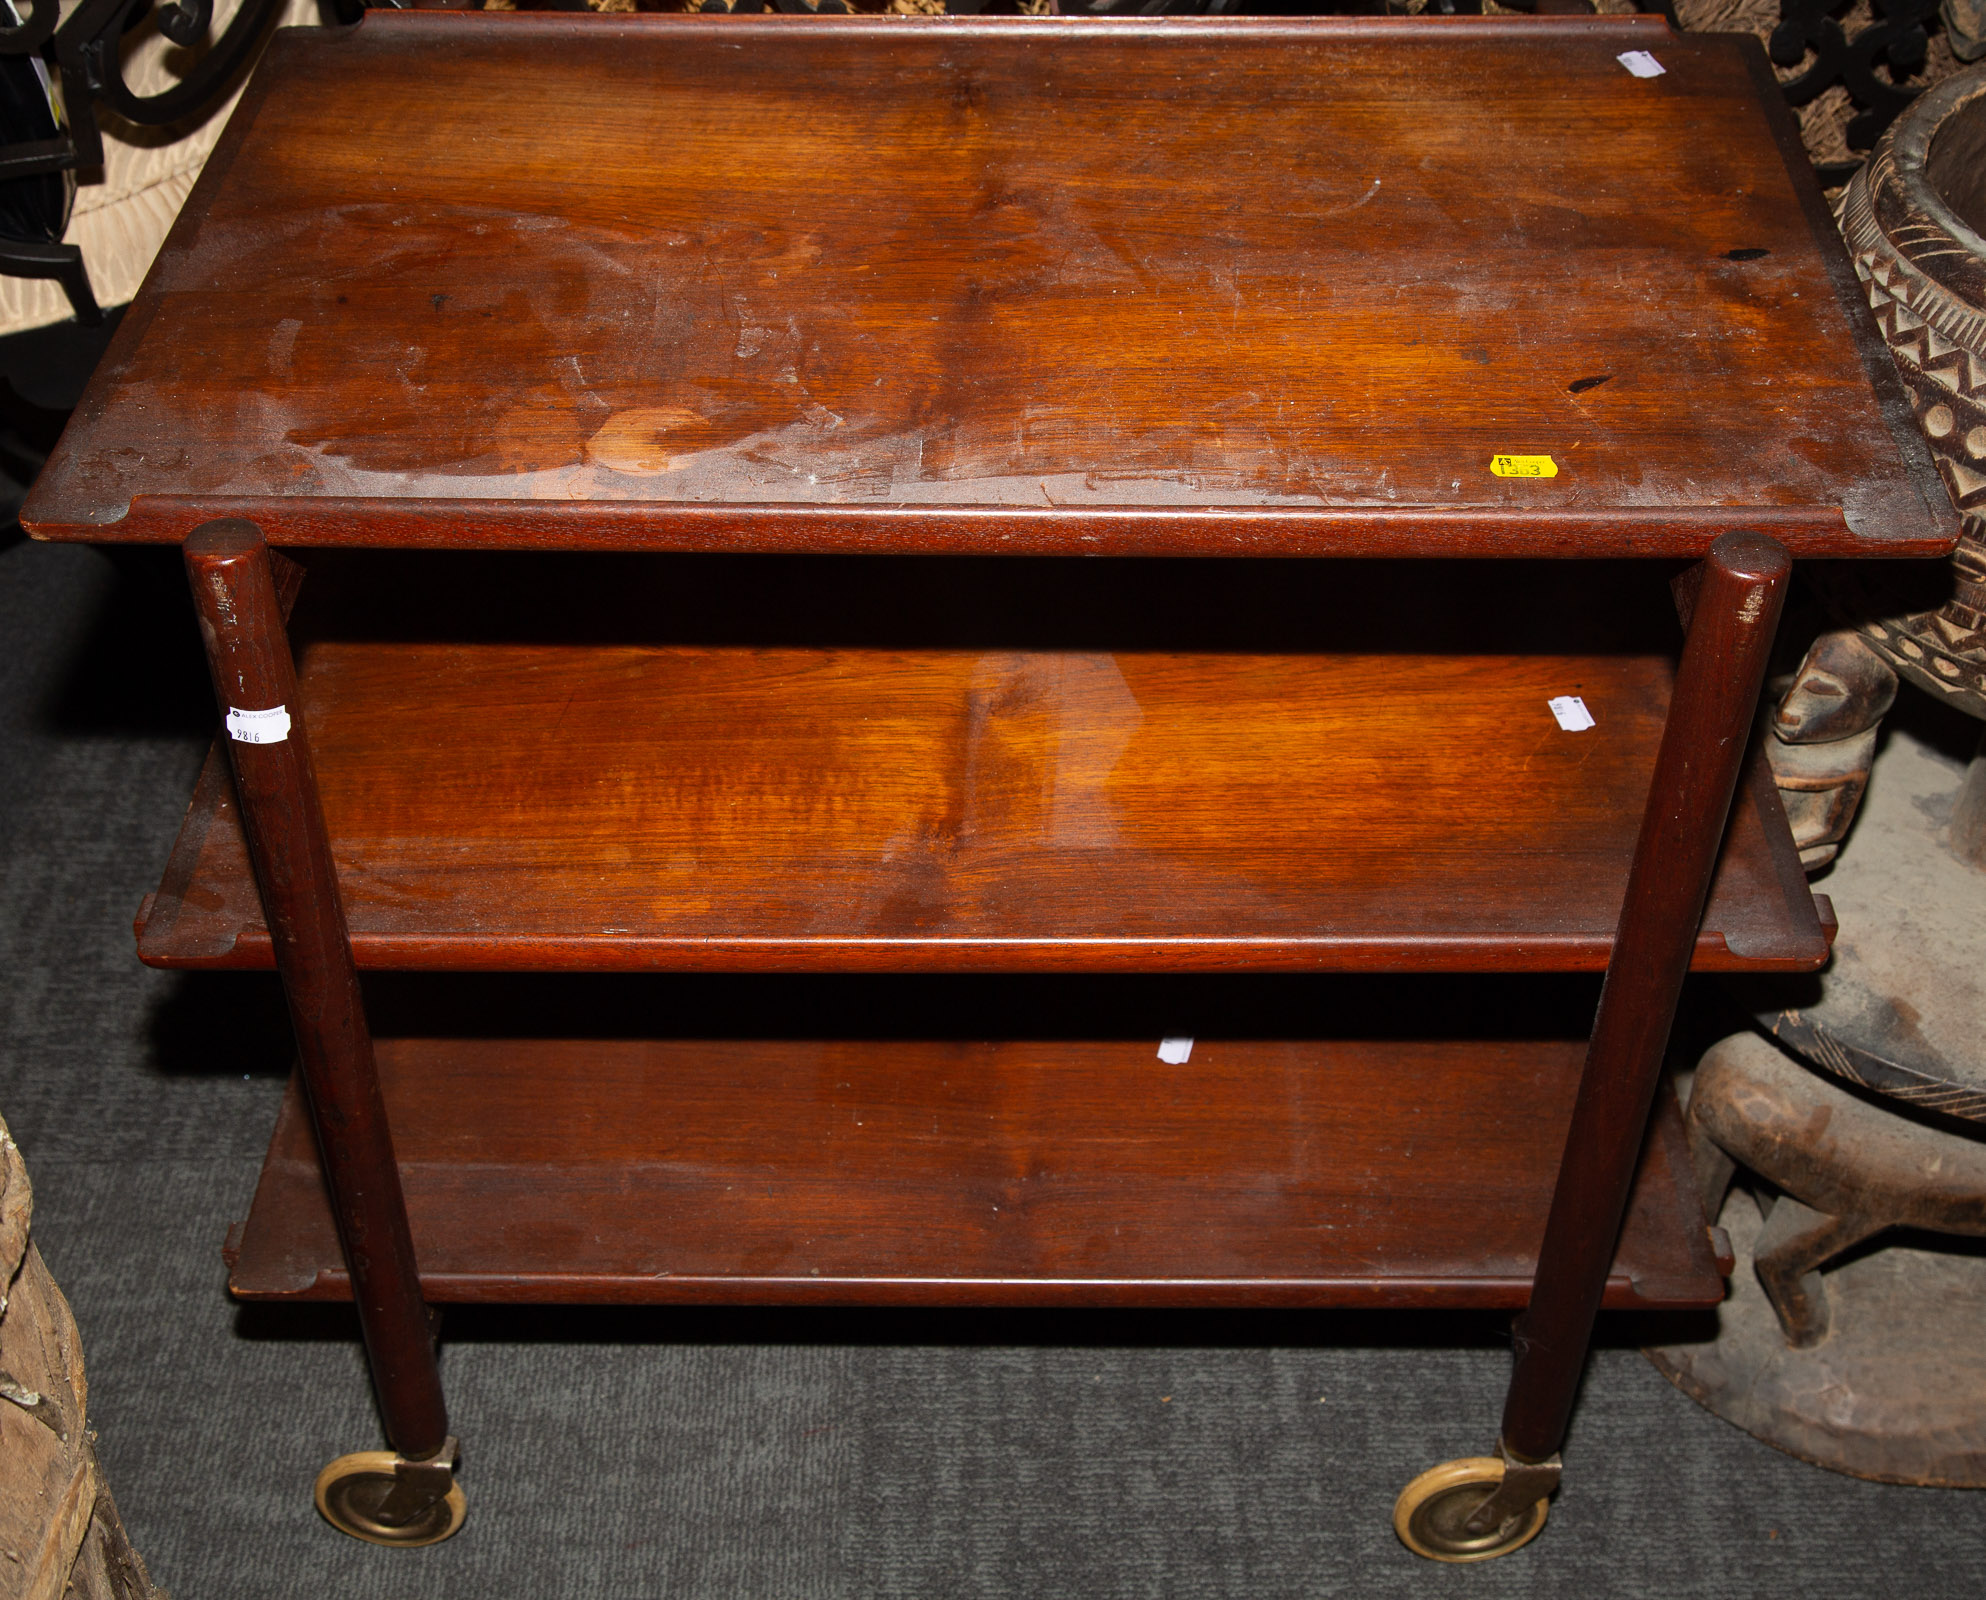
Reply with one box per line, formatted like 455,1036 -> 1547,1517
1395,531 -> 1790,1562
185,520 -> 464,1547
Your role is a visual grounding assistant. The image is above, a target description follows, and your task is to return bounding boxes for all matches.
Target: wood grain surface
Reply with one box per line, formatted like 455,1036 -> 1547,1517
226,1033 -> 1722,1308
22,13 -> 1954,558
135,555 -> 1828,971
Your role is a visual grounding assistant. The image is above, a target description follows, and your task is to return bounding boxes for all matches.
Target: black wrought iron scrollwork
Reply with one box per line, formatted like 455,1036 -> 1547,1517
1770,0 -> 1945,183
51,0 -> 289,166
158,0 -> 217,47
0,0 -> 58,53
0,0 -> 286,321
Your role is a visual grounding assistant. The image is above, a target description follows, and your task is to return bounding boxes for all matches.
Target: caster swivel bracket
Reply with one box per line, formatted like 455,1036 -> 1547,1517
1461,1440 -> 1561,1538
371,1436 -> 461,1528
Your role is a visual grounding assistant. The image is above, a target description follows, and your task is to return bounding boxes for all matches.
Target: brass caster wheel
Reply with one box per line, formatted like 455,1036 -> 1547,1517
1393,1457 -> 1548,1563
314,1451 -> 467,1547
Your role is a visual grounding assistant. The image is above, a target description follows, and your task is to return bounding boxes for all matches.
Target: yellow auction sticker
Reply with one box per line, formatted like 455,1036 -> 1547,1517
1491,454 -> 1559,478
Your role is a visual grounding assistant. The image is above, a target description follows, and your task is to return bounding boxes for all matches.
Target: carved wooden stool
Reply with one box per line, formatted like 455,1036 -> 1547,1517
1649,714 -> 1986,1485
1687,1031 -> 1986,1349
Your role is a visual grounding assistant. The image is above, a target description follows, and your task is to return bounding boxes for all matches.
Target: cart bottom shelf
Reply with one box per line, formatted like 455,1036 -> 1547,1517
228,1036 -> 1723,1310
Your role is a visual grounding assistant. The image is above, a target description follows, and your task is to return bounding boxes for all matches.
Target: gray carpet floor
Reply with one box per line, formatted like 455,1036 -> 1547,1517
4,530 -> 1983,1598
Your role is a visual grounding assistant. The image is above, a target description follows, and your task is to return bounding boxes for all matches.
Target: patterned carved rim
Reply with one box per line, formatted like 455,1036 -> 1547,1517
1833,66 -> 1986,720
1870,69 -> 1986,323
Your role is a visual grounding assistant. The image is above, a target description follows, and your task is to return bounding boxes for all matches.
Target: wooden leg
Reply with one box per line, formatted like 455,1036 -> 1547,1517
1684,1097 -> 1739,1225
185,521 -> 462,1543
1498,532 -> 1792,1466
1753,1197 -> 1889,1350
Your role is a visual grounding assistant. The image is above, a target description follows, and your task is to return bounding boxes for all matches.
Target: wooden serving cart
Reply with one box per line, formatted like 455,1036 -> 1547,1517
22,10 -> 1956,1558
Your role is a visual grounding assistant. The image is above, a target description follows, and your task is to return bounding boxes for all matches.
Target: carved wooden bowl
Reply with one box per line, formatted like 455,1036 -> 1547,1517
1833,65 -> 1986,719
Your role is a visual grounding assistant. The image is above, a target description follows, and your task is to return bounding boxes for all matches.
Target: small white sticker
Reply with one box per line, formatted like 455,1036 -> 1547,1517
1549,696 -> 1596,732
1157,1037 -> 1194,1065
1617,50 -> 1666,78
226,705 -> 292,744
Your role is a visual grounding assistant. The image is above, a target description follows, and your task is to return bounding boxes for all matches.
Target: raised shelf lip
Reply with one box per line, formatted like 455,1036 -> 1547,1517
232,1270 -> 1709,1311
140,926 -> 1833,975
30,495 -> 1959,561
344,10 -> 1687,43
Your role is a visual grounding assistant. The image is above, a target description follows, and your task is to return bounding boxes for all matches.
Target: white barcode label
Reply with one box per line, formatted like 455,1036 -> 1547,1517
1549,696 -> 1596,732
226,705 -> 291,744
1617,51 -> 1666,78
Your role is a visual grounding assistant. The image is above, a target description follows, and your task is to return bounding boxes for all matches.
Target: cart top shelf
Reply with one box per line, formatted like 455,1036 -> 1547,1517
23,13 -> 1956,558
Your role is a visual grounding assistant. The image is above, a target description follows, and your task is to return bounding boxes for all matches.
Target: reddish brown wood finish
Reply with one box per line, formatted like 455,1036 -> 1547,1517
1501,531 -> 1791,1463
183,522 -> 448,1462
30,13 -> 1952,1521
228,1035 -> 1721,1310
134,558 -> 1829,974
20,14 -> 1955,560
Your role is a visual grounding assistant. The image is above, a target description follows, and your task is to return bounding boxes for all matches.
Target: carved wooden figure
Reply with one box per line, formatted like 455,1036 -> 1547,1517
1766,629 -> 1898,869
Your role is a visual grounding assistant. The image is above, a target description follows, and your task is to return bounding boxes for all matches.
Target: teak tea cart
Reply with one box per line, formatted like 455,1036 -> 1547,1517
23,11 -> 1957,1560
